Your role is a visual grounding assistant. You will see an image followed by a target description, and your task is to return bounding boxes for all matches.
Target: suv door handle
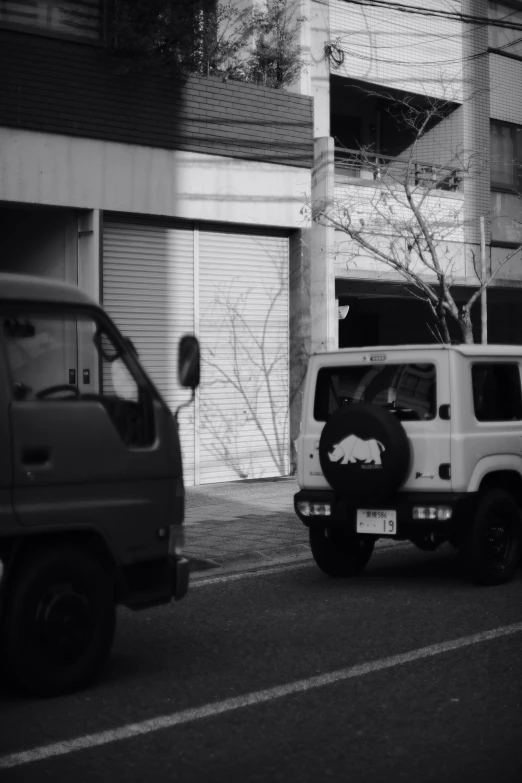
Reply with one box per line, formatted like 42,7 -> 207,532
21,448 -> 50,466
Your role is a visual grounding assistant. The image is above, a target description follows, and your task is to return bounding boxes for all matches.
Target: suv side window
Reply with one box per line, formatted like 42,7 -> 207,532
472,363 -> 522,422
3,310 -> 154,447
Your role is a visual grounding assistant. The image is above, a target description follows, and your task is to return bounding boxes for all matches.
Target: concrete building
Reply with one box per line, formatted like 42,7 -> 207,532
2,1 -> 522,485
0,1 -> 314,484
299,0 -> 522,348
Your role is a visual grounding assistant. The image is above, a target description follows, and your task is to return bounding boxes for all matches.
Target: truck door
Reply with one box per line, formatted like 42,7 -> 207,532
3,306 -> 177,565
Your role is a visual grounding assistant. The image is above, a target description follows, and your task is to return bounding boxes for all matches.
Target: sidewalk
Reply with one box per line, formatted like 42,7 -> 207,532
184,477 -> 309,574
184,477 -> 403,575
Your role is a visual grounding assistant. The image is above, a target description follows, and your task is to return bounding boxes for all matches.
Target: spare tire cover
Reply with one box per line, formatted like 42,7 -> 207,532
319,403 -> 411,500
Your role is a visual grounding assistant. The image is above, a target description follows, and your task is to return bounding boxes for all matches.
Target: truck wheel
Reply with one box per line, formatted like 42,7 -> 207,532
462,489 -> 522,586
309,525 -> 375,578
1,547 -> 116,697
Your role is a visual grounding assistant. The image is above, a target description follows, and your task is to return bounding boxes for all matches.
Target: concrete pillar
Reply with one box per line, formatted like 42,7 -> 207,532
289,228 -> 312,472
461,0 -> 491,276
77,209 -> 101,303
311,136 -> 337,353
311,0 -> 330,137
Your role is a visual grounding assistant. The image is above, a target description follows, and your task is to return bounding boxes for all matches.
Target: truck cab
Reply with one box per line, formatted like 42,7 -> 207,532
0,273 -> 199,696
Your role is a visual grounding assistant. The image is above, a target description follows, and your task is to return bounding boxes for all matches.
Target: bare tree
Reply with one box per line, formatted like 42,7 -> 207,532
200,257 -> 290,479
309,91 -> 522,344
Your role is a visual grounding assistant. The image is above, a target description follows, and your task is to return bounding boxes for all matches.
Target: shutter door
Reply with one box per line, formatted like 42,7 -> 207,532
103,219 -> 195,485
199,229 -> 289,484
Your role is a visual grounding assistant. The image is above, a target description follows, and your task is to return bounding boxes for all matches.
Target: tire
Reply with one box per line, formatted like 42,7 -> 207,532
319,403 -> 411,501
462,489 -> 522,586
309,525 -> 375,578
1,546 -> 116,697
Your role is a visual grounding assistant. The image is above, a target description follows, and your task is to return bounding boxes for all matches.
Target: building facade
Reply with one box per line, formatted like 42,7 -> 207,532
0,1 -> 314,485
2,0 -> 522,485
301,0 -> 522,348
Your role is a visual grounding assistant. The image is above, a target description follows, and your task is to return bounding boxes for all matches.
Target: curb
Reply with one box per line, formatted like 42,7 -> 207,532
187,543 -> 310,575
190,551 -> 313,581
189,539 -> 411,581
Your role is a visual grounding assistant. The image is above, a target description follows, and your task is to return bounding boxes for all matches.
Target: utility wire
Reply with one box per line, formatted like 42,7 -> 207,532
339,0 -> 522,32
337,35 -> 522,66
333,4 -> 520,51
332,1 -> 522,66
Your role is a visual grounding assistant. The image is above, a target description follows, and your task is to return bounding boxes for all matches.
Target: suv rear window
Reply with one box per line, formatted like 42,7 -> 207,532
472,363 -> 522,421
314,364 -> 436,422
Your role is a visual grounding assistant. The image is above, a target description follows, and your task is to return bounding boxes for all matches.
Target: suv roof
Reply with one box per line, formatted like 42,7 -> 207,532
312,344 -> 522,358
0,273 -> 95,307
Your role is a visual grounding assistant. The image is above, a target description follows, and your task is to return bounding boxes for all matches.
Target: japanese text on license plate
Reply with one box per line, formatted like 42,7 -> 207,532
356,509 -> 397,535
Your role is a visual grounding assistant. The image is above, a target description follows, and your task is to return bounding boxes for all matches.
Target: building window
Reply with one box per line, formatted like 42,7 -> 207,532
491,121 -> 522,244
489,2 -> 522,57
0,0 -> 102,41
491,122 -> 522,189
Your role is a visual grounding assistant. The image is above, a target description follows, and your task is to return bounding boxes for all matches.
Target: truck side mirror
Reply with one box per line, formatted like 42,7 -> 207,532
178,335 -> 200,390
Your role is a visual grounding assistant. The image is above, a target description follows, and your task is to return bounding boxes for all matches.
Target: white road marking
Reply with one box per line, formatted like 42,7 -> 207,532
1,621 -> 521,770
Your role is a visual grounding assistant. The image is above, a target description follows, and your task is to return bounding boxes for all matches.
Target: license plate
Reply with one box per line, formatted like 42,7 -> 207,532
356,509 -> 397,535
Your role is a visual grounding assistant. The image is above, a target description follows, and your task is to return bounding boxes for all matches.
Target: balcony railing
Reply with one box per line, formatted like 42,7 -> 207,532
335,147 -> 463,192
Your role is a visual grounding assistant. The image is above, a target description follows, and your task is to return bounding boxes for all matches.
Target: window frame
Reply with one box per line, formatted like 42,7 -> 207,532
0,0 -> 106,45
490,121 -> 522,192
490,120 -> 522,246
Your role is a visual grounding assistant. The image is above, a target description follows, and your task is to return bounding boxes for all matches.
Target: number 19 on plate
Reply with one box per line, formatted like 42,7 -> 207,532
356,509 -> 397,535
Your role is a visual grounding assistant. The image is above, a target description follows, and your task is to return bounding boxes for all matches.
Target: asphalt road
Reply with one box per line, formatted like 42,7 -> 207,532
1,543 -> 522,783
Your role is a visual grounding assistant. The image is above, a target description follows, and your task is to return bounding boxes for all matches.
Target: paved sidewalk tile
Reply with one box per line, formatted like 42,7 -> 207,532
184,478 -> 304,571
184,476 -> 405,573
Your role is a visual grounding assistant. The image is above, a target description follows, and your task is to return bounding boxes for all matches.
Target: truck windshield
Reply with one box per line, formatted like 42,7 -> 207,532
314,364 -> 436,422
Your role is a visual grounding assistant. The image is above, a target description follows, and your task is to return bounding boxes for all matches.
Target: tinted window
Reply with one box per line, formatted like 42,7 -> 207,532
472,363 -> 522,421
314,364 -> 436,422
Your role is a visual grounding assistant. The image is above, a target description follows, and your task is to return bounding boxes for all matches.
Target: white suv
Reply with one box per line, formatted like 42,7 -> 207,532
294,344 -> 522,585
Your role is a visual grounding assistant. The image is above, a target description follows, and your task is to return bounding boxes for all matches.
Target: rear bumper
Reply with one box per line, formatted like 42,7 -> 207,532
122,554 -> 189,610
294,489 -> 474,539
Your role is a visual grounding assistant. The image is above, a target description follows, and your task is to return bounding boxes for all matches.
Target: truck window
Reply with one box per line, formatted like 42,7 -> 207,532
3,311 -> 154,447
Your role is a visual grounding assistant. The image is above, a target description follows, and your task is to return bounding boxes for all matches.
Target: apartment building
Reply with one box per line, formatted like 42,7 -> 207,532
302,0 -> 522,348
2,1 -> 520,485
0,1 -> 314,484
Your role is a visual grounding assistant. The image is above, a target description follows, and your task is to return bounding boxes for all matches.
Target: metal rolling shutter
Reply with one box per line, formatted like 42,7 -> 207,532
198,228 -> 289,484
102,219 -> 196,485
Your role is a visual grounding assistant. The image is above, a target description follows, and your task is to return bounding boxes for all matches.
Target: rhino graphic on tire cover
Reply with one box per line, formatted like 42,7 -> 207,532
328,435 -> 385,466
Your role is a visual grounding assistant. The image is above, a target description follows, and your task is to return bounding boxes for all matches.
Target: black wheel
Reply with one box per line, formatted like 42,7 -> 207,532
309,525 -> 375,578
1,547 -> 116,697
462,489 -> 522,586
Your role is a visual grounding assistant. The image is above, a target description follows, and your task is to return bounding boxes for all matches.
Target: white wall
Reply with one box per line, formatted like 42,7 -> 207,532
310,0 -> 330,136
0,128 -> 311,230
328,0 -> 463,101
490,53 -> 522,125
332,181 -> 467,278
